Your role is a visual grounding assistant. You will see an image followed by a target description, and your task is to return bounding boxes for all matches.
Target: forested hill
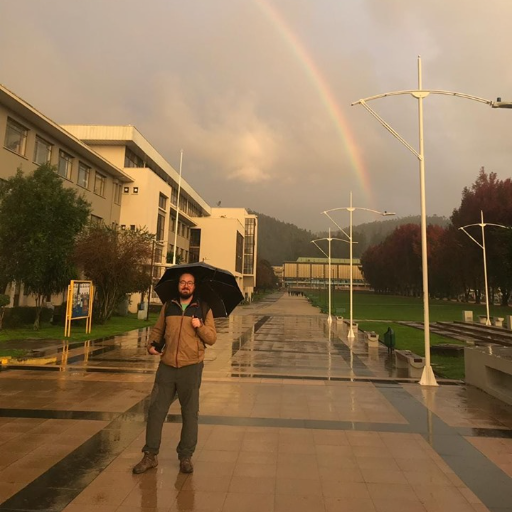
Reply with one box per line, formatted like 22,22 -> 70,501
253,212 -> 448,266
253,212 -> 317,265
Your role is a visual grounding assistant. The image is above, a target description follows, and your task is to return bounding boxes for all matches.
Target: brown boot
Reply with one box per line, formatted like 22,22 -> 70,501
133,452 -> 158,474
179,457 -> 194,474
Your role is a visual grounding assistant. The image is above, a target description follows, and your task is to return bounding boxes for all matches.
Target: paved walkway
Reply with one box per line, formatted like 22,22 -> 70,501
0,292 -> 511,512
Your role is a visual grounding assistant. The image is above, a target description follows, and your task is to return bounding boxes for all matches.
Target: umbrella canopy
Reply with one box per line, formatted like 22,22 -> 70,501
154,262 -> 244,317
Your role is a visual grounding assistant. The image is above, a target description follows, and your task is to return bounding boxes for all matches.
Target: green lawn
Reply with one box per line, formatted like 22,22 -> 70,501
0,313 -> 158,357
358,321 -> 465,380
305,289 -> 495,381
307,289 -> 511,322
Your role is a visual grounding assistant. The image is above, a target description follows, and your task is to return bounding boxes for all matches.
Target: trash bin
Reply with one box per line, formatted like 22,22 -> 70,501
137,302 -> 148,320
383,327 -> 396,353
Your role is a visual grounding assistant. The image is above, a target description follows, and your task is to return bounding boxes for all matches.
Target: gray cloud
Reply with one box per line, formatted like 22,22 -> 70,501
1,0 -> 511,231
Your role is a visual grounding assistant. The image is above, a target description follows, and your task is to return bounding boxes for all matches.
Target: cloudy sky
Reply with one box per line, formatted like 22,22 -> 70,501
1,0 -> 511,231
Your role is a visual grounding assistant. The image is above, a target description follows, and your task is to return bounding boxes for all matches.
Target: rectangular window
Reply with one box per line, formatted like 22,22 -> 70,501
158,193 -> 167,210
4,118 -> 28,156
58,150 -> 73,179
189,228 -> 201,264
156,213 -> 165,241
244,218 -> 256,274
113,181 -> 122,205
94,172 -> 106,196
78,162 -> 90,189
179,195 -> 187,211
236,232 -> 244,273
90,214 -> 103,225
124,147 -> 144,168
171,187 -> 178,206
33,136 -> 52,165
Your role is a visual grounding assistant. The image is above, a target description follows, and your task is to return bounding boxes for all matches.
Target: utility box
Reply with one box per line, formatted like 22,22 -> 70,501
462,310 -> 473,323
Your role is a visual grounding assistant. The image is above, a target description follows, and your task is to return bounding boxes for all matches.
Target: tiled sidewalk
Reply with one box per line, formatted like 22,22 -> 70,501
0,292 -> 511,512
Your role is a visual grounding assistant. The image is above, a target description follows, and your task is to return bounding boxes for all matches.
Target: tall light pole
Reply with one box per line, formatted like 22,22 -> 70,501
172,149 -> 184,265
351,56 -> 510,386
323,192 -> 394,339
312,228 -> 348,325
459,211 -> 509,326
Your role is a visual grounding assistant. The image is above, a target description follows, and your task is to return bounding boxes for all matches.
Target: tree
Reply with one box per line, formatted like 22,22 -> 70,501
74,225 -> 154,323
450,167 -> 512,305
256,259 -> 277,291
0,294 -> 9,330
0,164 -> 90,329
166,251 -> 182,265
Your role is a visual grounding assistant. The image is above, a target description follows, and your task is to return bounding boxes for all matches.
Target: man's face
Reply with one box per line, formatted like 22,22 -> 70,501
178,273 -> 195,299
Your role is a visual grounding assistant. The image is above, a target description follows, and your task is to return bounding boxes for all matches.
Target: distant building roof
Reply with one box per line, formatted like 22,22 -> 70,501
293,257 -> 361,265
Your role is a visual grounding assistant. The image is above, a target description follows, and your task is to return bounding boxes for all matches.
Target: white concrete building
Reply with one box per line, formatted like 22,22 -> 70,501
0,85 -> 132,307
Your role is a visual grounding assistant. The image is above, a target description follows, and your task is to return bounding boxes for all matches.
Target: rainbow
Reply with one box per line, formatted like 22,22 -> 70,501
254,0 -> 373,202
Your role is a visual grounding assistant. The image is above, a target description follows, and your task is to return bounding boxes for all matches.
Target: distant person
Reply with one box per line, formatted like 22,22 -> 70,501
133,273 -> 217,475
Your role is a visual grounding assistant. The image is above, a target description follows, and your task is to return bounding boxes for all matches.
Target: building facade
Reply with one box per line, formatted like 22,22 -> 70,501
63,126 -> 258,304
283,257 -> 368,289
0,86 -> 258,310
0,85 -> 133,307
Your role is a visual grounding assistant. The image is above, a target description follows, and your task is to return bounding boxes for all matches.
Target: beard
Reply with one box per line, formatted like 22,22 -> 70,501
179,290 -> 193,300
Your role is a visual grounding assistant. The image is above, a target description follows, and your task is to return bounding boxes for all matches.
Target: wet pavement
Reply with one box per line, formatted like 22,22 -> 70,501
0,292 -> 511,511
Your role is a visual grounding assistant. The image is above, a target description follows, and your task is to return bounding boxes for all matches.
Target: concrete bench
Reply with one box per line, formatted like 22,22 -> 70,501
395,349 -> 425,379
465,346 -> 512,405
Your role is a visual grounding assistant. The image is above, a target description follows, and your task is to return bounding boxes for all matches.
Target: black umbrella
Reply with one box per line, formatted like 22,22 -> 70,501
154,262 -> 244,317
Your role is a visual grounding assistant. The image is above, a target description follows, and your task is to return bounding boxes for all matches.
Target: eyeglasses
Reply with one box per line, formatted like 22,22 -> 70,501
179,280 -> 195,286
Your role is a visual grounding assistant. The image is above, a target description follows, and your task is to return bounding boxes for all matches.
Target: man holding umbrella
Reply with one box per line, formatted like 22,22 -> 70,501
133,272 -> 217,475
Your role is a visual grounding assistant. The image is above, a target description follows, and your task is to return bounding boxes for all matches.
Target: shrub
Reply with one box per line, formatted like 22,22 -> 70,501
2,307 -> 53,328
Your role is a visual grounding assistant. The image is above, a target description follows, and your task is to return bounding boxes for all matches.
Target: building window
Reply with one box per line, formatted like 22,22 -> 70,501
78,162 -> 90,189
124,147 -> 144,168
244,218 -> 256,274
158,193 -> 167,211
90,214 -> 103,225
171,187 -> 178,206
33,136 -> 52,165
113,181 -> 122,205
190,228 -> 201,263
4,118 -> 28,156
58,150 -> 73,179
94,172 -> 106,196
156,213 -> 165,241
236,232 -> 244,273
179,195 -> 187,211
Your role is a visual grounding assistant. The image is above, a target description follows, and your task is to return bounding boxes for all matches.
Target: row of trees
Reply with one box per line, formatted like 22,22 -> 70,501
0,164 -> 154,328
361,168 -> 512,305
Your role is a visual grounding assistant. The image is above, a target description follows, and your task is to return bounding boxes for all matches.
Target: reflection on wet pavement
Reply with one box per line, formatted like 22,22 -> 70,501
0,292 -> 511,511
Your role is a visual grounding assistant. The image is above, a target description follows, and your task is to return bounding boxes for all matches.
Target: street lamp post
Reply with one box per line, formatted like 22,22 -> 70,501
351,56 -> 510,386
459,211 -> 509,326
172,149 -> 184,265
312,228 -> 348,325
323,192 -> 394,339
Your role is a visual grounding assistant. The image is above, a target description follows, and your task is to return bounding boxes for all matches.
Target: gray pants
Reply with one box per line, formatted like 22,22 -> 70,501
143,361 -> 203,460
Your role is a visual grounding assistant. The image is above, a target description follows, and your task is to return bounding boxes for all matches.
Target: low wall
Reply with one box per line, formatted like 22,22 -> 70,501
465,346 -> 512,405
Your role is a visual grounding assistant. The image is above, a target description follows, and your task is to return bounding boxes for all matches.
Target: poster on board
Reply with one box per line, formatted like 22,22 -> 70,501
71,281 -> 91,319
